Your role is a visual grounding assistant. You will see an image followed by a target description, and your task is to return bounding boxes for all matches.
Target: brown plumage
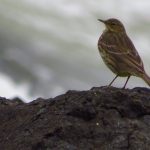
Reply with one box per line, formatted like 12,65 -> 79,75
98,18 -> 150,88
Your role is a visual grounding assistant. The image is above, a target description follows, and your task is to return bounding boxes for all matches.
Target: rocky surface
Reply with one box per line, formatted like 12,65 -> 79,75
0,86 -> 150,150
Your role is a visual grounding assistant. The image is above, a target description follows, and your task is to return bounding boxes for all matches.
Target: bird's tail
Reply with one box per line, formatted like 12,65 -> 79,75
142,72 -> 150,86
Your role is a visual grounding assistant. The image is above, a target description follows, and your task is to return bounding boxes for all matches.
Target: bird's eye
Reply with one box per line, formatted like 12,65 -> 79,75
111,23 -> 116,25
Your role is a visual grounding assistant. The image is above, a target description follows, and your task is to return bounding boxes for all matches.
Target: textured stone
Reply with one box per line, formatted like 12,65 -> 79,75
0,86 -> 150,150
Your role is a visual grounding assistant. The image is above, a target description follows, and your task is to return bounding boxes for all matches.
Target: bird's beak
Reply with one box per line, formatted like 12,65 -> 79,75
98,19 -> 106,24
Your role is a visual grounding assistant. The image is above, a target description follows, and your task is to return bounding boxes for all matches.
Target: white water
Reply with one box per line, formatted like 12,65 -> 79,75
0,0 -> 150,101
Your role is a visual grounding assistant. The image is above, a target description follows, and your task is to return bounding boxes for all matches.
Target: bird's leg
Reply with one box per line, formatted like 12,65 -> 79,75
108,75 -> 118,87
122,76 -> 130,89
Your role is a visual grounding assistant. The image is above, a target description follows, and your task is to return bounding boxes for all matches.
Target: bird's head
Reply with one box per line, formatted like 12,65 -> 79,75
98,18 -> 126,32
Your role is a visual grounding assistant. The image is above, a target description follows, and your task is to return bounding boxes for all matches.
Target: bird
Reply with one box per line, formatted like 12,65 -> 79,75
97,18 -> 150,88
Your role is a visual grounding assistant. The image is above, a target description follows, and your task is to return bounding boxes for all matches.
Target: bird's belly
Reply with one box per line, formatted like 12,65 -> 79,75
98,47 -> 130,77
99,47 -> 117,72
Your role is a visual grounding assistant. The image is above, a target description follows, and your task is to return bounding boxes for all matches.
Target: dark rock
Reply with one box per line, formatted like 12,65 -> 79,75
0,86 -> 150,150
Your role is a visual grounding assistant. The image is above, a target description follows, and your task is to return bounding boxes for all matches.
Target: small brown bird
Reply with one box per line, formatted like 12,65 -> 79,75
98,18 -> 150,88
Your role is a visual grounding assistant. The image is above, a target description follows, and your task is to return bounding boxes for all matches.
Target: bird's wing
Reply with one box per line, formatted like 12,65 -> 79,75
99,32 -> 144,73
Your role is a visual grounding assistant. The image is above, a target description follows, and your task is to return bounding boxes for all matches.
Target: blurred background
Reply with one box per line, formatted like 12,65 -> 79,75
0,0 -> 150,102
